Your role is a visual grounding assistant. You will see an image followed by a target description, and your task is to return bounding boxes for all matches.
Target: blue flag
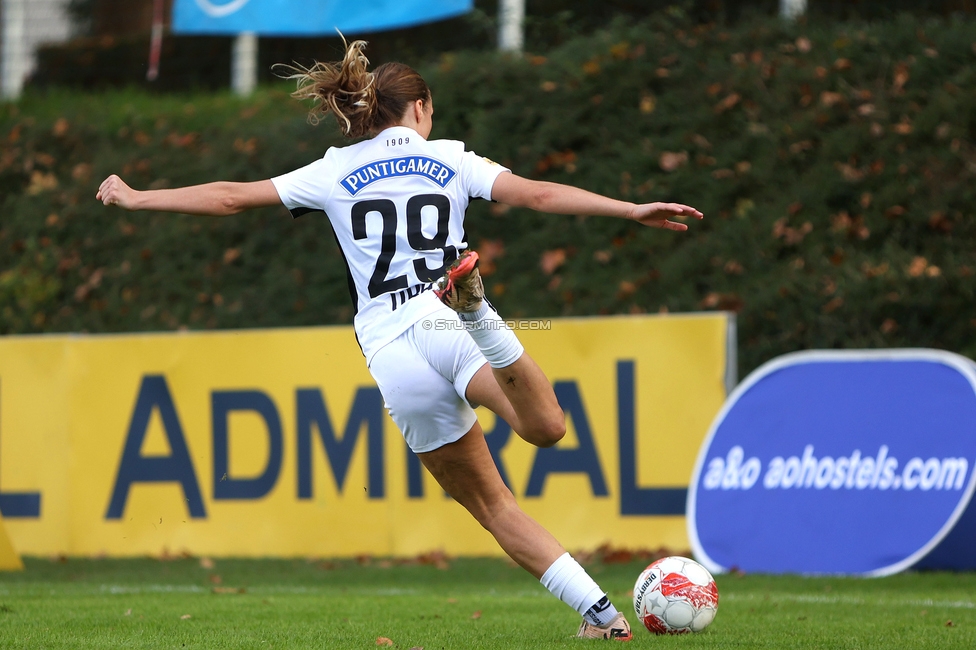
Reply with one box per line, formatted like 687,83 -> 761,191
173,0 -> 473,36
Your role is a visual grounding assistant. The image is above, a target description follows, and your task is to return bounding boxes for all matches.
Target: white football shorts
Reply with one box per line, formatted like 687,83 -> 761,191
369,315 -> 487,453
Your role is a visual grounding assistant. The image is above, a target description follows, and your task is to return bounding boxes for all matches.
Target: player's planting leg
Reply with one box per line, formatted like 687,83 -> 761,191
436,251 -> 566,448
418,425 -> 631,641
418,424 -> 562,575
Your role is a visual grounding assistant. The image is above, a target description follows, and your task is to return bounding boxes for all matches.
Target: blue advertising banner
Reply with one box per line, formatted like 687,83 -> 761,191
687,350 -> 976,576
173,0 -> 474,36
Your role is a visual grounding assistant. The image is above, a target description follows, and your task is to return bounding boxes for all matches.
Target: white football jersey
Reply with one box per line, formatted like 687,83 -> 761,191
271,126 -> 509,364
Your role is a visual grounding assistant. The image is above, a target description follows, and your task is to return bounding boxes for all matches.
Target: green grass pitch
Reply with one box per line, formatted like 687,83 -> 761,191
0,556 -> 973,648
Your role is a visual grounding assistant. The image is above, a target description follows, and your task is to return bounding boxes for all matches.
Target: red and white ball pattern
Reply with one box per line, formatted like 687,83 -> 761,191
633,556 -> 719,635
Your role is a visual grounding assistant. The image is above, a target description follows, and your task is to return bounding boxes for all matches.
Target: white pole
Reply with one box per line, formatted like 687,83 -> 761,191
231,31 -> 258,96
1,0 -> 28,100
780,0 -> 807,21
498,0 -> 524,53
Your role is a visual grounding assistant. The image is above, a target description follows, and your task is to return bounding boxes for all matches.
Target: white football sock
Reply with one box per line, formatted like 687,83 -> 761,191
457,302 -> 524,369
540,552 -> 620,626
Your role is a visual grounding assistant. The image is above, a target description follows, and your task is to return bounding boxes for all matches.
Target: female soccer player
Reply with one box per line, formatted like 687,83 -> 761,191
97,40 -> 702,640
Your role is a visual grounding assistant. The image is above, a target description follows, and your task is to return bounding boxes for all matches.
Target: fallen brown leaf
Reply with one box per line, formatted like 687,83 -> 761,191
477,239 -> 506,276
820,91 -> 844,107
713,93 -> 741,114
539,249 -> 566,275
907,257 -> 929,278
658,151 -> 688,172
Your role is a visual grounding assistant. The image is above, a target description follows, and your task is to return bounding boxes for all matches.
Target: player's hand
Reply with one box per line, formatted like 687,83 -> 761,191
628,202 -> 703,231
96,175 -> 138,210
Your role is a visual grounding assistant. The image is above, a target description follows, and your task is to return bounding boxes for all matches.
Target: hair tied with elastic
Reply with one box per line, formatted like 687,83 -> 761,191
274,36 -> 431,139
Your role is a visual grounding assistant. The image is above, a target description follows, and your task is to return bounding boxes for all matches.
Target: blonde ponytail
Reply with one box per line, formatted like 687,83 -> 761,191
276,38 -> 431,139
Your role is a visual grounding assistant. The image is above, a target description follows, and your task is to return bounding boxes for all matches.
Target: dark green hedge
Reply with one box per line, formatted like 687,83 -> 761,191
41,1 -> 974,92
3,12 -> 976,376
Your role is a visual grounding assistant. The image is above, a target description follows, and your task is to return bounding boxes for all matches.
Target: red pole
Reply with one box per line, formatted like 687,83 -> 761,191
147,0 -> 165,81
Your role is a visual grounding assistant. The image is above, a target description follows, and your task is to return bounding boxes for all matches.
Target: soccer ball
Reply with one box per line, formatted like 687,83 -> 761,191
633,556 -> 719,635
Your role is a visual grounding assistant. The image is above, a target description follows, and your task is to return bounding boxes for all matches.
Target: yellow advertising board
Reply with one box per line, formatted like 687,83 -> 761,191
0,512 -> 23,570
0,313 -> 732,557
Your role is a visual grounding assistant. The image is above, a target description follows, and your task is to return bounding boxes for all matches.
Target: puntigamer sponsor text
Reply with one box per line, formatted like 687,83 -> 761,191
340,156 -> 457,195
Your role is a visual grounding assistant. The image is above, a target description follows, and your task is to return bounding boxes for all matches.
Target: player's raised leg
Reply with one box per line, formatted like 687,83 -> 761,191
418,423 -> 632,640
434,251 -> 566,448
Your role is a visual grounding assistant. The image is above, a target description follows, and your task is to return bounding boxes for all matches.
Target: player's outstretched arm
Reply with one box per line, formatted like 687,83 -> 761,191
490,171 -> 702,231
96,175 -> 282,216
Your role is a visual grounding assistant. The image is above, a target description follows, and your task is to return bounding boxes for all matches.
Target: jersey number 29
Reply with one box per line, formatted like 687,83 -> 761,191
351,194 -> 460,298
